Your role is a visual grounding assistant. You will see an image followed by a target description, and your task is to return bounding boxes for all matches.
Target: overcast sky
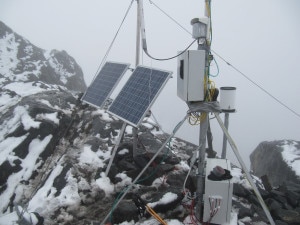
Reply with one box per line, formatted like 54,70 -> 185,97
1,0 -> 300,168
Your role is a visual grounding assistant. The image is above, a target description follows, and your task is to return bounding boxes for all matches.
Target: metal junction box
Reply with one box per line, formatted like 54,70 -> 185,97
177,50 -> 206,102
203,158 -> 233,224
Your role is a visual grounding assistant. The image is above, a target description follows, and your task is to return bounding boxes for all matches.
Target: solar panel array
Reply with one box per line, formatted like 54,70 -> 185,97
82,62 -> 130,108
108,66 -> 172,127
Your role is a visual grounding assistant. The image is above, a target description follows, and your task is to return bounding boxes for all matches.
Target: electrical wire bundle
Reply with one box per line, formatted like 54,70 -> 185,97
181,190 -> 199,225
208,195 -> 222,223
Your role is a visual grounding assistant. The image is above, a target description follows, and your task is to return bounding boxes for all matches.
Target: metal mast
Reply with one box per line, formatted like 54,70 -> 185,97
195,0 -> 211,220
132,0 -> 142,158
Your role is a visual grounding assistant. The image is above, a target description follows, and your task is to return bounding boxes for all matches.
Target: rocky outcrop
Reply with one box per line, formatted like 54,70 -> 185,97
233,179 -> 300,225
250,140 -> 300,187
0,21 -> 86,92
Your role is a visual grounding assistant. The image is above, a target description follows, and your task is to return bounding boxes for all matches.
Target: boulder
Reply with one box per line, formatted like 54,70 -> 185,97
250,140 -> 300,187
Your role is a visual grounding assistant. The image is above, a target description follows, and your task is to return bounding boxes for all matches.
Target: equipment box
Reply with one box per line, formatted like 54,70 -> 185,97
203,158 -> 233,224
177,50 -> 206,102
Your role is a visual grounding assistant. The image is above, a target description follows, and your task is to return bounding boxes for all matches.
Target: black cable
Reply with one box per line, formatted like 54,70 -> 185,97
143,39 -> 196,61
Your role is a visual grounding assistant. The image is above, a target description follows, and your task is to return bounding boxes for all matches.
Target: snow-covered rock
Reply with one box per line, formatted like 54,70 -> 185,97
250,140 -> 300,187
0,21 -> 86,92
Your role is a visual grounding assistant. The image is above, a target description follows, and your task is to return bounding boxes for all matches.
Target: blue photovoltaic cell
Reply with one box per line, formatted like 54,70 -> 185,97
108,66 -> 172,127
82,62 -> 130,108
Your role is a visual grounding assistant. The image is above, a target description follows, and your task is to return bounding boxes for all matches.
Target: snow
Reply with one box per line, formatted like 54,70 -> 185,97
22,135 -> 53,180
148,192 -> 178,208
0,211 -> 18,225
114,172 -> 132,192
281,140 -> 300,176
3,82 -> 52,97
18,106 -> 41,130
118,148 -> 129,155
79,145 -> 105,168
47,54 -> 74,84
91,109 -> 114,122
0,135 -> 52,212
125,125 -> 133,134
36,112 -> 60,124
0,91 -> 19,112
0,33 -> 19,78
0,135 -> 28,165
95,172 -> 114,196
28,164 -> 64,211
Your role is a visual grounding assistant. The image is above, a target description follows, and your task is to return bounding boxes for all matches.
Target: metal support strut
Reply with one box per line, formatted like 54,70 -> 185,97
214,113 -> 275,225
100,114 -> 188,225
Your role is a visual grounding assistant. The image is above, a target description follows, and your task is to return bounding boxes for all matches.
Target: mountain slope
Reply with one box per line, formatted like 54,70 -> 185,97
0,21 -> 86,92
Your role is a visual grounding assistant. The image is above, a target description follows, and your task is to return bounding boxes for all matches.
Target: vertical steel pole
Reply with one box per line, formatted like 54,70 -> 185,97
196,0 -> 211,220
221,112 -> 229,158
132,0 -> 142,157
196,113 -> 208,220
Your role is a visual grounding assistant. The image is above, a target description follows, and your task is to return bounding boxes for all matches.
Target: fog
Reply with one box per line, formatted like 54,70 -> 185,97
1,0 -> 300,168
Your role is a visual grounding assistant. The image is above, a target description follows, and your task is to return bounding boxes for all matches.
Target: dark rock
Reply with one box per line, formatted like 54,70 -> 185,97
258,186 -> 271,199
275,220 -> 288,225
117,158 -> 139,171
52,163 -> 72,197
250,140 -> 300,187
112,200 -> 139,224
285,181 -> 300,193
232,200 -> 253,219
265,198 -> 283,214
0,160 -> 22,186
107,164 -> 119,183
233,183 -> 251,198
271,190 -> 294,210
286,190 -> 299,208
167,171 -> 196,193
250,204 -> 268,223
248,194 -> 261,207
274,209 -> 300,224
261,175 -> 273,192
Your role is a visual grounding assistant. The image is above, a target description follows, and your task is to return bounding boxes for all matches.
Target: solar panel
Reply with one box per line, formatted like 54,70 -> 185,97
82,61 -> 130,108
108,65 -> 172,127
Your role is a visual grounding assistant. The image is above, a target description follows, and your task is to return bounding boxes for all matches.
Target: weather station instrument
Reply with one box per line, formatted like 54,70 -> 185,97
175,1 -> 275,224
176,6 -> 234,222
82,0 -> 276,224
